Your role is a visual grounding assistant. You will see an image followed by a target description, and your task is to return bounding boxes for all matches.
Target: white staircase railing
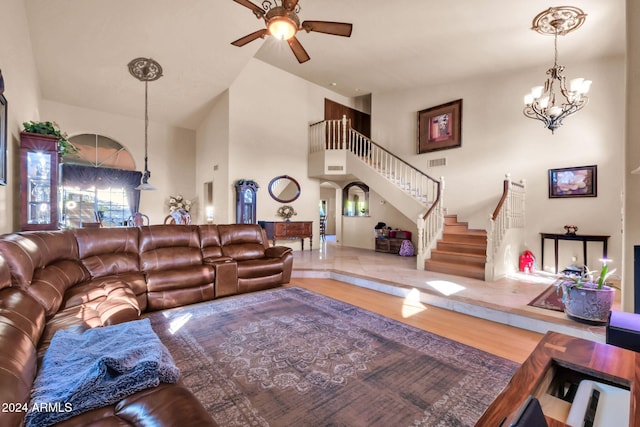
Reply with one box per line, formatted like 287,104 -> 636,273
309,116 -> 444,270
485,174 -> 526,280
416,179 -> 444,270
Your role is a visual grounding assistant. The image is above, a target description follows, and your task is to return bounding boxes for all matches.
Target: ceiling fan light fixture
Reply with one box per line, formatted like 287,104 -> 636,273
268,16 -> 297,40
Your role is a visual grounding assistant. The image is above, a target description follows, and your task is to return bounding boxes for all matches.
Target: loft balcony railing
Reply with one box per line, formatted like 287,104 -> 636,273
309,116 -> 444,269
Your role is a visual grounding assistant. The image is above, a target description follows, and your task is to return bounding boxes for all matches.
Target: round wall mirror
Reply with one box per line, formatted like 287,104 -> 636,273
268,175 -> 301,203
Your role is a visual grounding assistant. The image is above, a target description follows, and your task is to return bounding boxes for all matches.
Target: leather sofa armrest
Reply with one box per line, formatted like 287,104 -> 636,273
264,246 -> 293,258
203,256 -> 234,265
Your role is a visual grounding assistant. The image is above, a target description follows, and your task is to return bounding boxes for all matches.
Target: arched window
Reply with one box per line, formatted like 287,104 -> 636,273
342,182 -> 369,217
63,134 -> 135,169
60,134 -> 141,228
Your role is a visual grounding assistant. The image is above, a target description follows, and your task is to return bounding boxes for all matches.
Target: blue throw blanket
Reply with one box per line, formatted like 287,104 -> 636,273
25,318 -> 179,427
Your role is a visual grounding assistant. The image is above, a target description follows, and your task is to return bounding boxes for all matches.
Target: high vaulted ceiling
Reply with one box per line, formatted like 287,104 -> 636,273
24,0 -> 625,130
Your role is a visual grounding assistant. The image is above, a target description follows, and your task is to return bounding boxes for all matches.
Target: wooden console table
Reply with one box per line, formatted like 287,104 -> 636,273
540,233 -> 610,274
260,221 -> 312,251
477,331 -> 639,426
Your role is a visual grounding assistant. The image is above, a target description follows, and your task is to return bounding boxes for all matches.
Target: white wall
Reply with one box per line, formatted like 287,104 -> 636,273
372,56 -> 626,275
41,100 -> 196,225
340,184 -> 418,250
0,0 -> 42,233
195,91 -> 230,224
196,58 -> 352,249
624,0 -> 640,311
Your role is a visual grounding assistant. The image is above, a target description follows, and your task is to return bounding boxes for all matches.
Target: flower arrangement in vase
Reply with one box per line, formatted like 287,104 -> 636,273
277,205 -> 297,221
168,194 -> 193,213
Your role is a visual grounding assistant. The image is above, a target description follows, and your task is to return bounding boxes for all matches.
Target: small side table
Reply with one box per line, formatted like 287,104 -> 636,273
540,232 -> 610,274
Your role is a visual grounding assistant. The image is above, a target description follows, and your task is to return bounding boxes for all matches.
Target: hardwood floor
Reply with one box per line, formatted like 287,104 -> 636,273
289,278 -> 543,364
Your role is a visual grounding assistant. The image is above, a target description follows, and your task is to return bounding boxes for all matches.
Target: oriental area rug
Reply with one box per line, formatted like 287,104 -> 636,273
148,287 -> 518,426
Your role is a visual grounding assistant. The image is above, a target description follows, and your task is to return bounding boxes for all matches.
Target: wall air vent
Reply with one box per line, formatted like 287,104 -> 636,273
428,157 -> 447,168
327,166 -> 344,171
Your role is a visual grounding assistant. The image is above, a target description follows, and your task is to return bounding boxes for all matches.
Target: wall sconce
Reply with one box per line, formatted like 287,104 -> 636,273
206,206 -> 215,224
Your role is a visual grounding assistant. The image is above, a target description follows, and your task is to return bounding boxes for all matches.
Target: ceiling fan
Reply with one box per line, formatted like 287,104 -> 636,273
231,0 -> 353,63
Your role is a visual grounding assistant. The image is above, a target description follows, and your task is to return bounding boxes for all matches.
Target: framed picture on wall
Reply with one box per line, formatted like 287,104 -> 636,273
417,99 -> 462,154
548,165 -> 597,198
0,93 -> 7,186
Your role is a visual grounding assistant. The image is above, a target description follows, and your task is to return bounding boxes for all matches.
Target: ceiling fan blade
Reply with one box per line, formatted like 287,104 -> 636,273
283,0 -> 299,12
287,36 -> 310,63
232,0 -> 265,17
231,29 -> 268,47
301,21 -> 353,37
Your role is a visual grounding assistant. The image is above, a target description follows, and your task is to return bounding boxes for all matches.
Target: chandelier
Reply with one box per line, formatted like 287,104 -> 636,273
523,6 -> 591,134
128,57 -> 163,190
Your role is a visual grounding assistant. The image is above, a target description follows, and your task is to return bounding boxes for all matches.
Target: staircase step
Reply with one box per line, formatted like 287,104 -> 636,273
445,226 -> 486,236
430,250 -> 486,266
424,259 -> 485,280
436,241 -> 487,256
444,215 -> 459,225
441,232 -> 487,245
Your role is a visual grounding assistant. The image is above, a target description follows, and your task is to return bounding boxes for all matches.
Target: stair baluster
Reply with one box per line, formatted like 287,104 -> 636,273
309,118 -> 444,270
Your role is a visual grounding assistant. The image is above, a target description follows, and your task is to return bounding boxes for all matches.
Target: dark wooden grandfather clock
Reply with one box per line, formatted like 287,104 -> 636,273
235,180 -> 258,224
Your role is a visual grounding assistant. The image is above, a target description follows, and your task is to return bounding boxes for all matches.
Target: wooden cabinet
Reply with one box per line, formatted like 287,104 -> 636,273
477,331 -> 640,427
20,132 -> 59,231
375,237 -> 404,254
260,221 -> 312,250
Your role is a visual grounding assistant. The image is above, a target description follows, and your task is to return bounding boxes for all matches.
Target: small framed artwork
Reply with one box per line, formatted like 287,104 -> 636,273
417,99 -> 462,154
548,165 -> 597,198
0,93 -> 6,186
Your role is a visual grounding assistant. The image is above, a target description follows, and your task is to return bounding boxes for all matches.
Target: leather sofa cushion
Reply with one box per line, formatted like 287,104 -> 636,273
237,258 -> 285,279
74,227 -> 140,277
141,246 -> 204,271
147,284 -> 215,311
218,224 -> 268,261
139,225 -> 200,252
199,224 -> 224,259
29,259 -> 90,317
0,288 -> 45,347
54,384 -> 217,426
0,257 -> 10,291
218,224 -> 267,247
223,243 -> 266,261
0,230 -> 79,288
0,322 -> 38,427
40,285 -> 141,359
0,289 -> 42,427
140,225 -> 203,271
145,266 -> 214,292
62,276 -> 145,310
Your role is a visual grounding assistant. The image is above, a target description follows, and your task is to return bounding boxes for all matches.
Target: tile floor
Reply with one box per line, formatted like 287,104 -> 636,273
291,237 -> 616,342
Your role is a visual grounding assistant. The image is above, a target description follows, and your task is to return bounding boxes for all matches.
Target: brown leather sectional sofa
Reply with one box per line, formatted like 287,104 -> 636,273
0,223 -> 294,427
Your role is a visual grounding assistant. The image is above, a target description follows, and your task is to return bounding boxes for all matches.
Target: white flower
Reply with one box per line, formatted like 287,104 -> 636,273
168,194 -> 194,213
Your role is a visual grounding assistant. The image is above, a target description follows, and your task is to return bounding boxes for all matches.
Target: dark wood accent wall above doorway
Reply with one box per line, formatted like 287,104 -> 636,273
324,99 -> 371,138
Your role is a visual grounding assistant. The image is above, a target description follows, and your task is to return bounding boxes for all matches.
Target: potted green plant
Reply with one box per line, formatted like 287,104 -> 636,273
557,259 -> 617,324
22,121 -> 78,156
